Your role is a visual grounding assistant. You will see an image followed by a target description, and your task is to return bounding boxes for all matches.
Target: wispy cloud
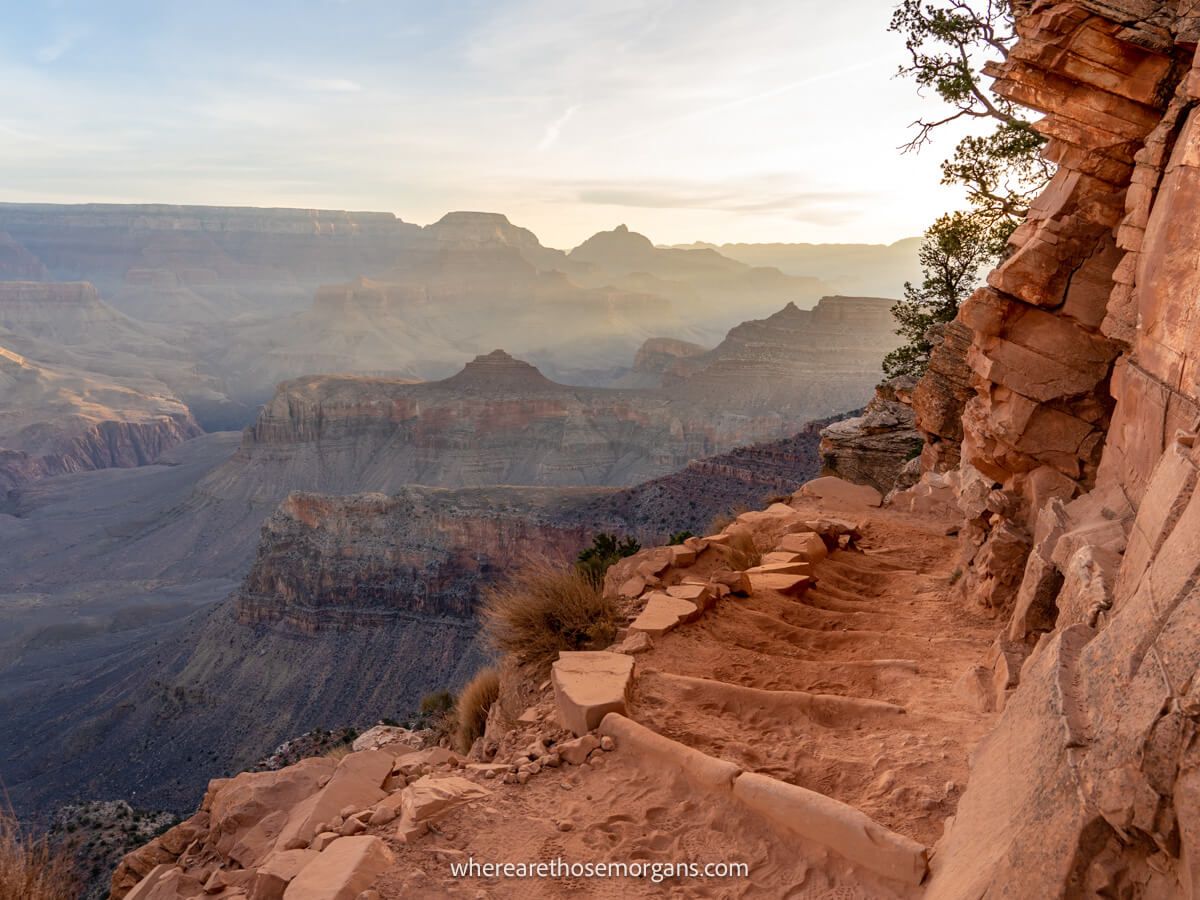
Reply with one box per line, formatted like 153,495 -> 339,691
537,104 -> 579,151
297,77 -> 363,93
566,176 -> 867,224
35,24 -> 88,64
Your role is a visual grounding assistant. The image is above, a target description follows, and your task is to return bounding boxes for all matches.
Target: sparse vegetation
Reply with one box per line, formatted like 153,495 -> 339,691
1,809 -> 77,900
707,504 -> 749,535
321,744 -> 353,762
420,690 -> 455,717
668,530 -> 695,545
454,667 -> 500,753
575,533 -> 641,587
727,530 -> 762,571
481,561 -> 619,674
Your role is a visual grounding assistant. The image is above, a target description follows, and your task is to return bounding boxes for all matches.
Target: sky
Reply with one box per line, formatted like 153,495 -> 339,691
0,0 -> 987,249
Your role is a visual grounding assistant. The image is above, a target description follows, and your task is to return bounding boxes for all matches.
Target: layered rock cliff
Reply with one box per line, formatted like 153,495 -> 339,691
0,202 -> 422,322
0,344 -> 202,491
912,2 -> 1200,894
661,297 -> 903,420
819,377 -> 922,495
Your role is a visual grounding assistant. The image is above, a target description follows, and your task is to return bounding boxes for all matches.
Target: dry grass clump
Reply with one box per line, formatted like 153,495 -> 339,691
321,744 -> 353,762
454,667 -> 500,753
707,504 -> 748,536
481,561 -> 618,674
727,530 -> 762,570
0,809 -> 76,900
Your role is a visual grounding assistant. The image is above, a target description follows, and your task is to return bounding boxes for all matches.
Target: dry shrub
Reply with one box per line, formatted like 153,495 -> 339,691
481,561 -> 618,674
707,504 -> 748,536
0,808 -> 76,900
454,667 -> 500,753
727,530 -> 762,571
321,744 -> 353,762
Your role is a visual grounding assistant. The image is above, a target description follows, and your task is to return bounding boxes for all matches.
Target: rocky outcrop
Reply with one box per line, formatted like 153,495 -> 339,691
233,489 -> 617,631
0,344 -> 202,491
0,231 -> 47,279
919,2 -> 1200,895
615,337 -> 708,388
911,320 -> 974,472
661,297 -> 903,421
219,349 -> 799,497
819,377 -> 922,495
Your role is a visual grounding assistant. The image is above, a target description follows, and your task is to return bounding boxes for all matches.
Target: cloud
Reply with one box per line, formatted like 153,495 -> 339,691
568,177 -> 867,224
537,104 -> 579,151
297,77 -> 363,93
35,24 -> 88,64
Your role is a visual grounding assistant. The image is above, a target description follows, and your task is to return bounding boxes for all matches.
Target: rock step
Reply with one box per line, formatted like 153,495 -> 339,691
598,713 -> 928,887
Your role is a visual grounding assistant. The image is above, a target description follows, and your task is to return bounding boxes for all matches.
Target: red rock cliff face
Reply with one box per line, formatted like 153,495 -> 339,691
234,489 -> 609,632
925,2 -> 1200,894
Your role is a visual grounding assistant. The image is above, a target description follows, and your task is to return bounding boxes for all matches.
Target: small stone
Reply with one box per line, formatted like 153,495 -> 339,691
339,817 -> 367,836
310,831 -> 340,852
600,736 -> 615,752
556,820 -> 574,832
542,753 -> 561,768
517,771 -> 530,785
557,734 -> 601,766
339,804 -> 359,819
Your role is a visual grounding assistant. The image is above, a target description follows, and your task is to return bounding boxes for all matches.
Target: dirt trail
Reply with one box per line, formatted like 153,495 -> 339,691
369,496 -> 998,898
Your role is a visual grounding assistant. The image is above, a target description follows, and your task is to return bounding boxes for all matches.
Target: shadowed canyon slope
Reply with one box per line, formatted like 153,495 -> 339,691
0,414 -> 836,815
103,1 -> 1200,895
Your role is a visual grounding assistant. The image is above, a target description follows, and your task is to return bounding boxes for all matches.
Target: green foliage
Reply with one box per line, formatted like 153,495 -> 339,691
882,211 -> 1004,378
887,0 -> 1053,377
668,530 -> 695,545
575,533 -> 641,587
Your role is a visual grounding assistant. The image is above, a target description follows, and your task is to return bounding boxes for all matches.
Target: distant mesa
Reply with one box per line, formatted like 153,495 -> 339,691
439,349 -> 563,391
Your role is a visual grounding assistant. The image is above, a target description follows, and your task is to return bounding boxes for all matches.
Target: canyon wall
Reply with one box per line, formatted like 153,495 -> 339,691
924,1 -> 1200,894
661,297 -> 903,420
0,343 -> 202,492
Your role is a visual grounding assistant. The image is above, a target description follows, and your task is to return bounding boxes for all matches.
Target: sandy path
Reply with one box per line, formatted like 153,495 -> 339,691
368,499 -> 997,898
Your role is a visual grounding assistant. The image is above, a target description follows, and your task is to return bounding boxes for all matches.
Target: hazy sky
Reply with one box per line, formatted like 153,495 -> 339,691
1,1 -> 986,248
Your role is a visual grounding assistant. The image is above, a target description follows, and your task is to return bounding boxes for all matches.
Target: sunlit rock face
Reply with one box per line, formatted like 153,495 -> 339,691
658,297 -> 903,420
923,2 -> 1200,895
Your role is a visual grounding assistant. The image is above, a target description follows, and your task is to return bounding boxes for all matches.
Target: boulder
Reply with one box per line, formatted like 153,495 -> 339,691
556,734 -> 601,766
744,562 -> 812,577
400,775 -> 490,823
628,592 -> 699,638
207,758 -> 337,868
775,531 -> 828,563
747,573 -> 810,596
274,751 -> 391,851
709,569 -> 752,595
610,630 -> 653,654
251,850 -> 319,900
282,836 -> 393,900
795,476 -> 883,509
351,725 -> 425,754
551,651 -> 635,736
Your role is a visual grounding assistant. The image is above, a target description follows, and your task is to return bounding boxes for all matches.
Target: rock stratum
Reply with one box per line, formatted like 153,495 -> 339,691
0,407 -> 835,818
0,341 -> 201,492
900,2 -> 1200,894
106,1 -> 1200,895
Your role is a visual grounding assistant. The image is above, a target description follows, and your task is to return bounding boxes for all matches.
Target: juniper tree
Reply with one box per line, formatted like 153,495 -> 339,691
885,0 -> 1052,377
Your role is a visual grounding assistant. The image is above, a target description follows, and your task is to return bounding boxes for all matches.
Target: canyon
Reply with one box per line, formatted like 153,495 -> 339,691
104,0 -> 1200,896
